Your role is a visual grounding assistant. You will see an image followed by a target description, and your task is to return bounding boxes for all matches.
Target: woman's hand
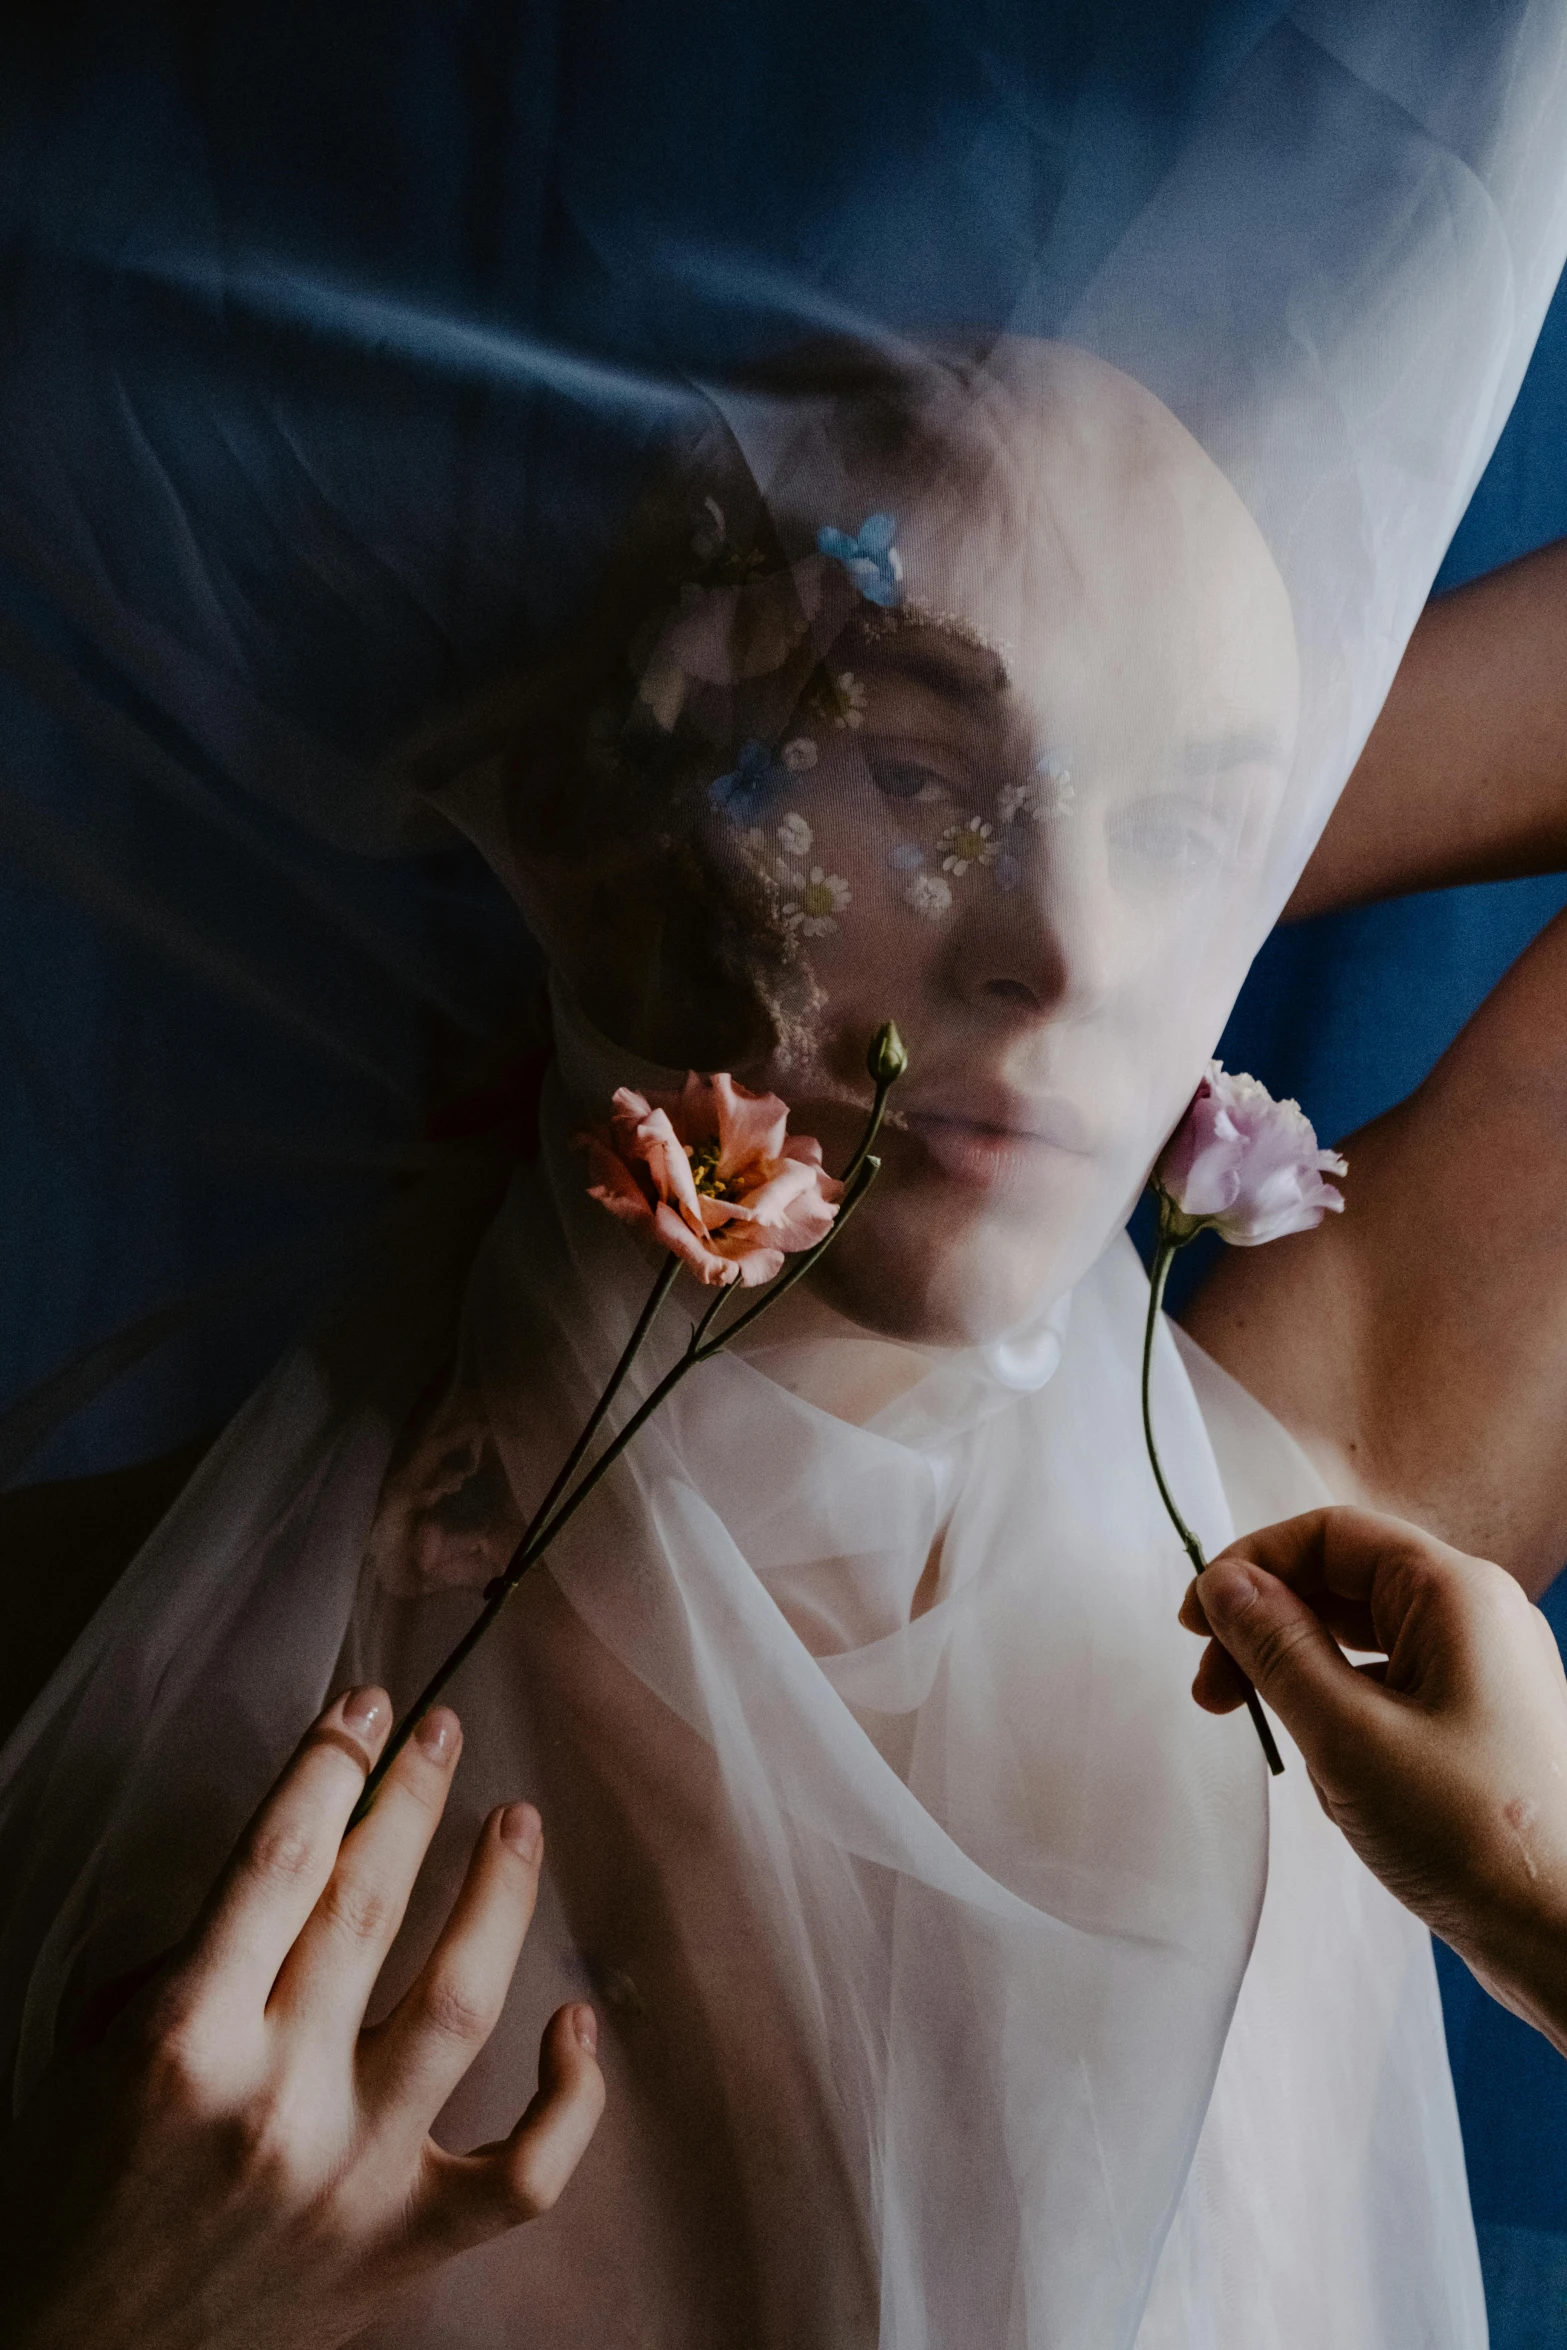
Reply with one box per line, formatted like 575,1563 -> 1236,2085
2,1688 -> 604,2350
1181,1507 -> 1567,2053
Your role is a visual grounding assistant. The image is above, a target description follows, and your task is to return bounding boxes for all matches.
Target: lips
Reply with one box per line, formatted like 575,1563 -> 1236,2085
901,1087 -> 1097,1190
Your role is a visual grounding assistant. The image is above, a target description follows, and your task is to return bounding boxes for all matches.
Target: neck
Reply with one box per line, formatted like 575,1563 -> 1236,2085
730,1277 -> 934,1426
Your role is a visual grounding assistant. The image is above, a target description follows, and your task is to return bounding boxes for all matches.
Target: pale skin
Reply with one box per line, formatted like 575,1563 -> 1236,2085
10,356 -> 1567,2338
1,1689 -> 605,2350
1186,536 -> 1567,1597
1179,1508 -> 1567,2062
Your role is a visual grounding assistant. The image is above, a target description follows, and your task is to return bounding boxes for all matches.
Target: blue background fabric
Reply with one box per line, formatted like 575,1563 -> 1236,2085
3,4 -> 1567,2335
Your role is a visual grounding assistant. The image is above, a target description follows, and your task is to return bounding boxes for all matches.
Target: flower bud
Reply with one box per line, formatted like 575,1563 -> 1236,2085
867,1020 -> 908,1088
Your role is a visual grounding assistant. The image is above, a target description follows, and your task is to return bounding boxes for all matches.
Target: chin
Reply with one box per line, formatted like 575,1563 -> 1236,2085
808,1175 -> 1076,1348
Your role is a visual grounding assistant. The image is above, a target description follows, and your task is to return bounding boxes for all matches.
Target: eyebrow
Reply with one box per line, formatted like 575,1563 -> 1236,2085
1178,727 -> 1293,777
850,618 -> 1011,705
849,623 -> 1292,775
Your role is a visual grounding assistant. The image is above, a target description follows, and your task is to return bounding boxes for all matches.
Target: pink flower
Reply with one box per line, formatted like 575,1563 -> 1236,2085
580,1072 -> 844,1286
1155,1061 -> 1347,1246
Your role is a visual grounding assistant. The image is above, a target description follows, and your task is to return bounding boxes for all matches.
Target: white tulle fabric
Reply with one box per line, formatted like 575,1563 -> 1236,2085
0,1029 -> 1481,2346
9,5 -> 1567,2341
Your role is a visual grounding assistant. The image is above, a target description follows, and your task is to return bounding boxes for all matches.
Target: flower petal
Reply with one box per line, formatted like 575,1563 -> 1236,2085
707,1230 -> 788,1285
710,1071 -> 790,1175
583,1140 -> 656,1232
652,1200 -> 740,1284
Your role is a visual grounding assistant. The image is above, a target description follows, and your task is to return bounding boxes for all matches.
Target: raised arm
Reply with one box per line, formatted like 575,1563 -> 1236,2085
1289,538 -> 1567,920
1184,901 -> 1567,1596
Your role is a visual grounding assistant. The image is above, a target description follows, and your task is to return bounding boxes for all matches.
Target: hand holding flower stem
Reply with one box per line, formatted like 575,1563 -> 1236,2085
349,1022 -> 907,1827
1143,1063 -> 1349,1781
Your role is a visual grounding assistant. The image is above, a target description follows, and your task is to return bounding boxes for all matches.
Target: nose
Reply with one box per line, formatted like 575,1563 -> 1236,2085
945,841 -> 1117,1023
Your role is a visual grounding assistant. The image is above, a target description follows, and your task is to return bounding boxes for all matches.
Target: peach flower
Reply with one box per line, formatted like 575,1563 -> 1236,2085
580,1072 -> 844,1286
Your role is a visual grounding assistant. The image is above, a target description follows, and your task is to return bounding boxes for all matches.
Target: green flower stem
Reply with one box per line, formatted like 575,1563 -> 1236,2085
347,1251 -> 681,1826
837,1062 -> 899,1191
1143,1205 -> 1285,1779
348,1056 -> 898,1830
525,1252 -> 682,1551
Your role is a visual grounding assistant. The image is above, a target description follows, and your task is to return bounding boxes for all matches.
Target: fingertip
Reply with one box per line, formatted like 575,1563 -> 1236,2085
339,1685 -> 391,1739
1192,1639 -> 1250,1715
498,1801 -> 544,1864
537,2001 -> 605,2102
414,1705 -> 463,1765
501,2003 -> 606,2216
1196,1555 -> 1264,1628
1177,1578 -> 1211,1636
307,1685 -> 391,1774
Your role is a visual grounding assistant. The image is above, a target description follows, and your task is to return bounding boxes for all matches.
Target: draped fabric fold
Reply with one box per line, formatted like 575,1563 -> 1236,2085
4,3 -> 1567,2341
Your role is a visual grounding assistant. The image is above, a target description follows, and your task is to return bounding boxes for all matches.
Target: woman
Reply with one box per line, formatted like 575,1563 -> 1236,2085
4,321 -> 1558,2349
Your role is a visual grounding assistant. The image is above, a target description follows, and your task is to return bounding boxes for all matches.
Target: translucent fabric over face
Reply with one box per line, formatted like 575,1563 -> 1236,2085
3,4 -> 1567,2346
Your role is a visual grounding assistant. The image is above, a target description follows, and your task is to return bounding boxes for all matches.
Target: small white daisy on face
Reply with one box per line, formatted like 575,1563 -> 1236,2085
1038,760 -> 1075,817
904,871 -> 953,918
810,669 -> 867,729
776,810 -> 813,856
998,760 -> 1074,827
835,673 -> 867,728
781,736 -> 818,772
781,866 -> 851,937
938,816 -> 996,876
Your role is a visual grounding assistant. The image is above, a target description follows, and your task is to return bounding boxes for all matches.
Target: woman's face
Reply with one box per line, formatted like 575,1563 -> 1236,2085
741,359 -> 1300,1343
522,348 -> 1301,1346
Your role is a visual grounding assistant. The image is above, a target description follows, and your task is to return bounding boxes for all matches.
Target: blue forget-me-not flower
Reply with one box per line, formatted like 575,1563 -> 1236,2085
817,513 -> 904,608
709,738 -> 780,816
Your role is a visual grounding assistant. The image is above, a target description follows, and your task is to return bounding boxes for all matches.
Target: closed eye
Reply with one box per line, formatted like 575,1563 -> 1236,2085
1107,796 -> 1243,878
862,742 -> 965,806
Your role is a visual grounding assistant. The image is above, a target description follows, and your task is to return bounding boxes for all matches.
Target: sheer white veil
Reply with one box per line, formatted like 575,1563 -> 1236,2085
4,7 -> 1567,2347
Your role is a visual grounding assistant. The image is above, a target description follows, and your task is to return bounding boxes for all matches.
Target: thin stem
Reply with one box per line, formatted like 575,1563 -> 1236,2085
838,1070 -> 896,1191
1142,1205 -> 1285,1779
689,1282 -> 732,1354
1141,1235 -> 1207,1580
523,1253 -> 682,1552
468,1154 -> 884,1589
349,1252 -> 679,1827
350,1055 -> 899,1830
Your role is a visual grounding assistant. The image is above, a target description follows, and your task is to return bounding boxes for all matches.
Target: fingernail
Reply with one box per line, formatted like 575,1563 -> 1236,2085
340,1686 -> 388,1736
574,2003 -> 598,2054
415,1706 -> 459,1761
1203,1559 -> 1262,1620
500,1801 -> 543,1860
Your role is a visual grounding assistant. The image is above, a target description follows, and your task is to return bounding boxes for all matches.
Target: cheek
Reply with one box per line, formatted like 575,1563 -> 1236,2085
775,804 -> 949,998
